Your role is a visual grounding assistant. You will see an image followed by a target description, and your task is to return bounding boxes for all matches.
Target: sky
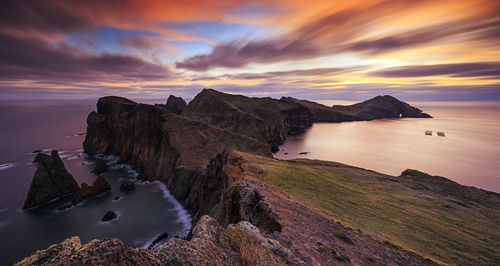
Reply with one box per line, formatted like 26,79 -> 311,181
0,0 -> 499,101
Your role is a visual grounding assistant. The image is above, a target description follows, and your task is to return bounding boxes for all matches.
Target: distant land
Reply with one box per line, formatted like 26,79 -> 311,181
18,89 -> 499,265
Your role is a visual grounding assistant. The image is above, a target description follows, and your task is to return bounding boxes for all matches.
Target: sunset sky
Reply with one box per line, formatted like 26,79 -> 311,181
1,0 -> 500,100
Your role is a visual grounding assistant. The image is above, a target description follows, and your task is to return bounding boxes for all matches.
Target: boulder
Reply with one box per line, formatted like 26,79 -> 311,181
101,210 -> 117,222
72,176 -> 111,205
23,150 -> 80,210
91,161 -> 108,174
119,180 -> 136,192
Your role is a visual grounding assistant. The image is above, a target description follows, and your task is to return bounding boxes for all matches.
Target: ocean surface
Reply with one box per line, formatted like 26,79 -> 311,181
274,101 -> 500,193
0,101 -> 191,265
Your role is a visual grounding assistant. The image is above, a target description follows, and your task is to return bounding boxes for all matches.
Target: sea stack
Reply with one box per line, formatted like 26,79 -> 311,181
23,150 -> 80,209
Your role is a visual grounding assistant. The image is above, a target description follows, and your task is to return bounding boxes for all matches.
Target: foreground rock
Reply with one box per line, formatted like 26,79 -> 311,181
164,95 -> 187,114
23,150 -> 80,209
15,236 -> 160,266
101,211 -> 117,222
119,180 -> 135,192
91,161 -> 108,174
72,176 -> 111,205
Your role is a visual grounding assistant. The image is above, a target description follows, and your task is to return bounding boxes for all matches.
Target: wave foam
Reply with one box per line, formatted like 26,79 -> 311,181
0,163 -> 14,171
152,181 -> 192,237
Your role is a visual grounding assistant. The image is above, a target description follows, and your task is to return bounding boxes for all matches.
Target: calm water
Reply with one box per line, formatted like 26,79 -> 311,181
275,101 -> 500,193
0,101 -> 191,265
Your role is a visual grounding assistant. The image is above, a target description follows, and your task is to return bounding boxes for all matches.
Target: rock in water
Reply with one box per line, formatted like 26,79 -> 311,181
23,150 -> 80,210
101,210 -> 117,222
119,180 -> 135,192
91,161 -> 108,174
72,176 -> 111,205
165,95 -> 187,114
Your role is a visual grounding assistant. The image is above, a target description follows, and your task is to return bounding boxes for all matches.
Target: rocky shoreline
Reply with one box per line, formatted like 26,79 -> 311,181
18,89 -> 499,265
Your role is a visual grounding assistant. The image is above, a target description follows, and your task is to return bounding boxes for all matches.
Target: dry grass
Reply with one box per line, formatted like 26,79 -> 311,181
239,152 -> 500,265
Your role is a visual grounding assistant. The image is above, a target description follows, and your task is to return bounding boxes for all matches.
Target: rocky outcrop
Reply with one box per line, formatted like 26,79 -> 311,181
23,150 -> 80,210
156,215 -> 242,265
15,236 -> 160,266
183,88 -> 313,151
164,95 -> 187,114
83,95 -> 272,224
91,161 -> 108,174
119,180 -> 135,192
332,95 -> 432,120
101,210 -> 117,222
282,94 -> 431,122
71,176 -> 111,205
17,216 -> 297,266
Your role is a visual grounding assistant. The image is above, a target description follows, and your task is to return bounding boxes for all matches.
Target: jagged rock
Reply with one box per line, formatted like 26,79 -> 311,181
147,232 -> 168,250
119,180 -> 135,192
91,161 -> 108,174
183,88 -> 313,150
72,176 -> 111,205
225,181 -> 282,234
164,95 -> 187,114
101,211 -> 117,222
156,216 -> 241,265
15,236 -> 160,265
23,150 -> 80,210
227,221 -> 304,265
83,95 -> 271,224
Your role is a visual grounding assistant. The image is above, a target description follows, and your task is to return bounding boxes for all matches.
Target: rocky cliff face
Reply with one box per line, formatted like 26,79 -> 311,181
183,89 -> 313,151
83,95 -> 272,224
26,89 -> 436,265
283,94 -> 431,122
23,150 -> 80,209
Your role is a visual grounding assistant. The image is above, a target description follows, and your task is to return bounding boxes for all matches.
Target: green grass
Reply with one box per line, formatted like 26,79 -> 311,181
243,154 -> 500,265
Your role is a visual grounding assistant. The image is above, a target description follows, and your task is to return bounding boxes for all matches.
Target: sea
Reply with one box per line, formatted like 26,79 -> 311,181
0,100 -> 191,265
274,100 -> 500,193
0,100 -> 499,264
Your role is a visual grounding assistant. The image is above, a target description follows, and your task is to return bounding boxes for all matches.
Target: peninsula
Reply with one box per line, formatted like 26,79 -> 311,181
18,89 -> 499,265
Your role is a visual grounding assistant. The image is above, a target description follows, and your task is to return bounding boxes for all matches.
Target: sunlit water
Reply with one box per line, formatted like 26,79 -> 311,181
274,101 -> 500,193
0,101 -> 191,265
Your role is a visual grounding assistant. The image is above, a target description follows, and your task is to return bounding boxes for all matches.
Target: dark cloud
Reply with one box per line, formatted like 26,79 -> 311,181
0,32 -> 171,83
190,67 -> 359,81
176,1 -> 500,71
371,62 -> 500,78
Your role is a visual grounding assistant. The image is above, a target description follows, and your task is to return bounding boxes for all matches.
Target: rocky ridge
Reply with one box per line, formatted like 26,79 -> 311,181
20,89 -> 441,265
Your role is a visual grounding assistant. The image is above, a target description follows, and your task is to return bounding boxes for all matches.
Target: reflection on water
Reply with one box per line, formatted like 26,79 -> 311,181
274,101 -> 500,193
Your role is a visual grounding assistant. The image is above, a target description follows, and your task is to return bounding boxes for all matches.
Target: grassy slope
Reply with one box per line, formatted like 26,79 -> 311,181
242,153 -> 500,265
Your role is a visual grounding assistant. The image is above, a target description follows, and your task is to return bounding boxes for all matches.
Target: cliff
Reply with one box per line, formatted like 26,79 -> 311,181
183,88 -> 313,151
23,150 -> 80,209
83,95 -> 272,223
21,90 -> 499,265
